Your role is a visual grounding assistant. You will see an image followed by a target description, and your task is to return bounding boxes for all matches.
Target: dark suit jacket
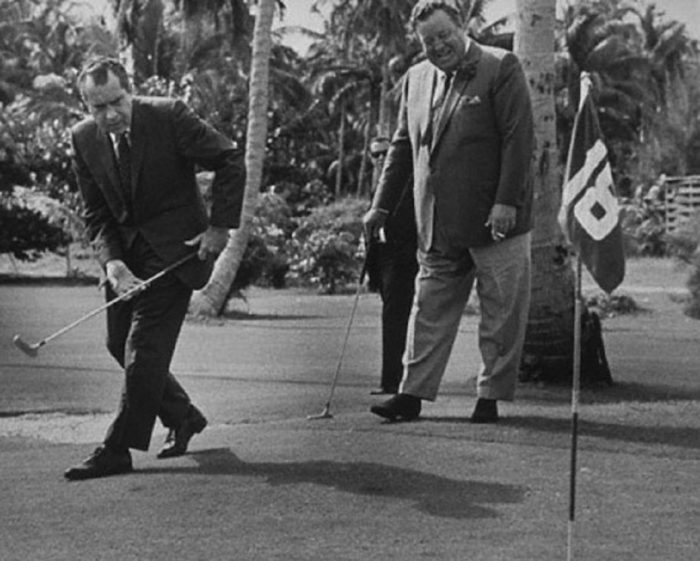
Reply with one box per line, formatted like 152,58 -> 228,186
71,97 -> 245,289
374,41 -> 534,251
366,178 -> 417,292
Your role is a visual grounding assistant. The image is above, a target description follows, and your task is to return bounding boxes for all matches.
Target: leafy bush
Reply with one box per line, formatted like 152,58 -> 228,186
666,211 -> 700,319
269,178 -> 333,218
289,197 -> 368,293
196,176 -> 294,290
585,292 -> 645,319
229,233 -> 273,293
1,88 -> 85,258
620,198 -> 668,257
250,192 -> 296,288
0,193 -> 69,260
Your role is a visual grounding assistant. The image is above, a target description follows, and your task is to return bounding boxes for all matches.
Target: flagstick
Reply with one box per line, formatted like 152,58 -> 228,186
567,255 -> 583,561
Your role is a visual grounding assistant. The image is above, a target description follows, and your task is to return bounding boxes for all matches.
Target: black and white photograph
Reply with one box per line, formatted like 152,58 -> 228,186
1,0 -> 699,559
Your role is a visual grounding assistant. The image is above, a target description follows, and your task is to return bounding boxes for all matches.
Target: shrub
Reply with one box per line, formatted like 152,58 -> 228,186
585,292 -> 645,319
250,192 -> 296,288
270,178 -> 333,218
1,91 -> 85,257
229,233 -> 273,293
289,197 -> 368,293
666,210 -> 700,319
0,193 -> 69,260
620,198 -> 668,257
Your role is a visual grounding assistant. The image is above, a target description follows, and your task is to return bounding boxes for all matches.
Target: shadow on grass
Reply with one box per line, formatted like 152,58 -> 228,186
140,448 -> 526,520
516,380 -> 700,406
420,412 -> 699,454
222,312 -> 324,321
186,312 -> 323,326
0,274 -> 99,286
584,381 -> 700,403
502,415 -> 700,451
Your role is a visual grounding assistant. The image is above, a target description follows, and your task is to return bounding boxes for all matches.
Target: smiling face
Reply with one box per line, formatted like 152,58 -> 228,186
80,69 -> 132,135
415,8 -> 467,73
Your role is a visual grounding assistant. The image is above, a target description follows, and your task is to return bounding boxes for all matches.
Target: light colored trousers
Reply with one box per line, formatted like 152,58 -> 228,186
399,232 -> 531,401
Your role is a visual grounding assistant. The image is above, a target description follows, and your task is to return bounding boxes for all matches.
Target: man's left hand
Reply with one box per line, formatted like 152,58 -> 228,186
485,204 -> 516,241
185,226 -> 230,260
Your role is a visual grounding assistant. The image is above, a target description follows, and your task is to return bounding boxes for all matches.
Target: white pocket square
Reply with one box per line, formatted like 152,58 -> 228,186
465,95 -> 481,105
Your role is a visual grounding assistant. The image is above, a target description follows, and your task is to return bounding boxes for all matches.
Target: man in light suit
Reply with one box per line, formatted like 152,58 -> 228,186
363,0 -> 534,423
65,57 -> 245,480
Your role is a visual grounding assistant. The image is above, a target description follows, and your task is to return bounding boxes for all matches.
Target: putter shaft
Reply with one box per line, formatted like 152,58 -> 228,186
12,253 -> 196,357
308,261 -> 367,420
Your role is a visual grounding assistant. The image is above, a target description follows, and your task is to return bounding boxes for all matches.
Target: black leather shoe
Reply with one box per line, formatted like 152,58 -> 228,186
370,394 -> 421,422
157,405 -> 207,459
64,446 -> 133,480
470,398 -> 499,423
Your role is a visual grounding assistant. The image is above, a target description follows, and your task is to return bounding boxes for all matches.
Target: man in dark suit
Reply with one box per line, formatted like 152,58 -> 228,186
364,0 -> 534,423
366,137 -> 418,395
65,57 -> 245,480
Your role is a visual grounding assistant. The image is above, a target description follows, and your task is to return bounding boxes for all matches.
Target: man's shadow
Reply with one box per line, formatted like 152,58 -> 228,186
423,414 -> 700,454
143,448 -> 526,520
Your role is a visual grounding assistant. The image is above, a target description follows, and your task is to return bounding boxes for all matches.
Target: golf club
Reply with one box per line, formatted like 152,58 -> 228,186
12,253 -> 197,357
308,257 -> 368,420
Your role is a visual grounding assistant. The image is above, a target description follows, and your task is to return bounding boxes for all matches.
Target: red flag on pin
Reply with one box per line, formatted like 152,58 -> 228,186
558,72 -> 625,294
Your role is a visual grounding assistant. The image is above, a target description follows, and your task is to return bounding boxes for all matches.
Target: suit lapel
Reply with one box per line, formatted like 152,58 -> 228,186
430,42 -> 482,154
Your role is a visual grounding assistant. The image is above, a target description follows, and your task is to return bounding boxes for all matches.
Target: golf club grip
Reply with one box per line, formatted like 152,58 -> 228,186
41,253 -> 197,346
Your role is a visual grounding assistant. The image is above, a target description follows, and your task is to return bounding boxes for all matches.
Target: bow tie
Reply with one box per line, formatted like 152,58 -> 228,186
457,59 -> 478,81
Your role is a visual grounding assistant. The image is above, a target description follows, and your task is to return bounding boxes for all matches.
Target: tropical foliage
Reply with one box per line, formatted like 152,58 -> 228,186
1,0 -> 699,291
556,0 -> 700,194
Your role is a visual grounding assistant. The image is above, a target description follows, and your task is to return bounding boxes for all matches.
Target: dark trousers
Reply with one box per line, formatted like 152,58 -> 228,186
377,241 -> 419,392
103,236 -> 193,452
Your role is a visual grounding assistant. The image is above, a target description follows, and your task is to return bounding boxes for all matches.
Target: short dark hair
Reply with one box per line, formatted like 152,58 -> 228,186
410,0 -> 465,30
369,137 -> 390,158
77,56 -> 131,95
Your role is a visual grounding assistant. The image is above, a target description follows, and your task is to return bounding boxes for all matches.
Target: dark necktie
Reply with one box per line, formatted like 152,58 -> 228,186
433,71 -> 453,110
428,72 -> 453,146
116,132 -> 132,205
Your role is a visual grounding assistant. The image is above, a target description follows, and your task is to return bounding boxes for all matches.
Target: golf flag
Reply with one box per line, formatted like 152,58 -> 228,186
559,73 -> 625,294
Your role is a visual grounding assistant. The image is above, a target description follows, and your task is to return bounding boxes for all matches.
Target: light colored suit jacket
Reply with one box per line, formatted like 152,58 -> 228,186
71,97 -> 245,289
374,41 -> 534,251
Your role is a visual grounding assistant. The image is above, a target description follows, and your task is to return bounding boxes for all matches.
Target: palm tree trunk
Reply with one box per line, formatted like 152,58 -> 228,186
357,122 -> 371,197
335,103 -> 347,197
373,61 -> 392,190
112,0 -> 136,76
515,0 -> 576,383
376,58 -> 391,138
189,0 -> 275,317
111,0 -> 163,82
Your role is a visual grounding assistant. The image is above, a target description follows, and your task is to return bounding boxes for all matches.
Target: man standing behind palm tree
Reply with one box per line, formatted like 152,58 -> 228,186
366,137 -> 418,395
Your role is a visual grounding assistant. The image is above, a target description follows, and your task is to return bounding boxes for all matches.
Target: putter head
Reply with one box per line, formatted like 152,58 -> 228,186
12,335 -> 40,358
307,405 -> 333,420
